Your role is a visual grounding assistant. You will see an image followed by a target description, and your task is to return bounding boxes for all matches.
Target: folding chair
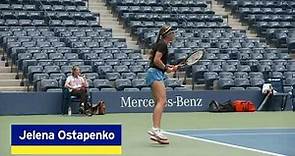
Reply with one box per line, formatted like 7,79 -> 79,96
292,85 -> 295,111
259,79 -> 291,111
270,79 -> 291,111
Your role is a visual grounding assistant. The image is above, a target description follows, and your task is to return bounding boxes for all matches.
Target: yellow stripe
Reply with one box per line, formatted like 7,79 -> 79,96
11,146 -> 122,154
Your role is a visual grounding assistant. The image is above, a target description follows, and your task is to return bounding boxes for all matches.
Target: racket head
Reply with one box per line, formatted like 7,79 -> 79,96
184,49 -> 204,66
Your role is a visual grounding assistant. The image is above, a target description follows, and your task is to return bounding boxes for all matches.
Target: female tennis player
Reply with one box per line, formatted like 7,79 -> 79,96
146,25 -> 177,144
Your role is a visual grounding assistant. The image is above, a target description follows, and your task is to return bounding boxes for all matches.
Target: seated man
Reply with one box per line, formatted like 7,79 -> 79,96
64,66 -> 89,114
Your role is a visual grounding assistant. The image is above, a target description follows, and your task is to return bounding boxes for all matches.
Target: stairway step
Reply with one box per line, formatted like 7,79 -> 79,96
0,73 -> 18,79
113,36 -> 130,39
100,20 -> 119,24
212,0 -> 260,39
0,86 -> 26,92
100,17 -> 117,20
100,22 -> 119,25
89,7 -> 110,11
97,13 -> 113,16
129,45 -> 139,47
0,67 -> 11,73
104,25 -> 123,29
89,0 -> 139,49
0,79 -> 21,86
0,61 -> 6,66
89,2 -> 106,5
126,41 -> 138,45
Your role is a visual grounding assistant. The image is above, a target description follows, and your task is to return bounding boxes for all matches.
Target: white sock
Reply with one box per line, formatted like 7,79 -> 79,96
152,127 -> 160,131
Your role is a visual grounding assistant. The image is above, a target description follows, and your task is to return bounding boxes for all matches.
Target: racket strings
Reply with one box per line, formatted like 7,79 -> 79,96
186,51 -> 203,65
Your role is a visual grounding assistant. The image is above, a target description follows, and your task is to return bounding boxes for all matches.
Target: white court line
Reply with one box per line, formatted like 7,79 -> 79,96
193,132 -> 295,137
172,127 -> 295,132
164,131 -> 286,156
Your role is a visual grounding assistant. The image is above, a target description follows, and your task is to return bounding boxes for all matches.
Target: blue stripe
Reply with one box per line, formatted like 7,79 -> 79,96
11,124 -> 121,145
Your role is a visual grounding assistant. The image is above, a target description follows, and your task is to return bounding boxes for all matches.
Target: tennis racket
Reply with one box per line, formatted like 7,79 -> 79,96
174,49 -> 204,85
176,49 -> 204,69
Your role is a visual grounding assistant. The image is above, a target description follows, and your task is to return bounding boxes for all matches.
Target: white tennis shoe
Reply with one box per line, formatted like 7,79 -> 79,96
148,128 -> 169,144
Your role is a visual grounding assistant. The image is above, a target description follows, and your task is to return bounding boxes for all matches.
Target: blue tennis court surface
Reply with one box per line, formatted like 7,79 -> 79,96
168,128 -> 295,156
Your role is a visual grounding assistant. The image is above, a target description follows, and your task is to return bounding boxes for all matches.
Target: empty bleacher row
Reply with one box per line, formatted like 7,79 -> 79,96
0,0 -> 86,5
0,0 -> 188,92
222,0 -> 295,52
0,4 -> 88,12
0,0 -> 99,27
0,25 -> 181,92
1,0 -> 294,92
106,0 -> 294,92
107,0 -> 229,46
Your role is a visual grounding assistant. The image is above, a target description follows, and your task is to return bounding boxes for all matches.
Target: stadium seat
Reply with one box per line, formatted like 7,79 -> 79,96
37,59 -> 53,66
250,78 -> 265,87
208,65 -> 223,73
114,53 -> 128,60
131,79 -> 147,89
222,64 -> 236,72
174,87 -> 192,91
64,53 -> 79,60
83,73 -> 99,80
234,72 -> 248,79
270,72 -> 283,79
39,79 -> 59,91
28,65 -> 43,81
249,72 -> 264,79
285,79 -> 295,86
121,72 -> 136,80
105,72 -> 121,81
105,59 -> 120,66
219,72 -> 234,79
46,88 -> 63,92
43,65 -> 60,74
114,65 -> 129,73
230,87 -> 245,90
50,73 -> 66,81
129,65 -> 145,73
246,87 -> 261,91
137,72 -> 147,79
237,65 -> 251,72
100,88 -> 117,92
284,72 -> 295,79
96,65 -> 113,75
49,53 -> 63,60
203,72 -> 218,88
123,88 -> 140,92
79,65 -> 93,73
32,73 -> 49,88
218,78 -> 234,89
164,79 -> 182,89
115,79 -> 132,91
234,78 -> 250,88
93,79 -> 113,90
141,87 -> 151,92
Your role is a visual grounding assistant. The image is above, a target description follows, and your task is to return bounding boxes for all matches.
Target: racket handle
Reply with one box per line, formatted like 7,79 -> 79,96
258,91 -> 272,111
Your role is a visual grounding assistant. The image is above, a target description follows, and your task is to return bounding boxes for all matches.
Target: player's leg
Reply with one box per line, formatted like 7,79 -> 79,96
151,80 -> 166,129
148,81 -> 169,143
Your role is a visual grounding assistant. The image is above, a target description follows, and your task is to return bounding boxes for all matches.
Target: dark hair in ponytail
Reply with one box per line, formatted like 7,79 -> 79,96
150,25 -> 173,61
155,25 -> 172,43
